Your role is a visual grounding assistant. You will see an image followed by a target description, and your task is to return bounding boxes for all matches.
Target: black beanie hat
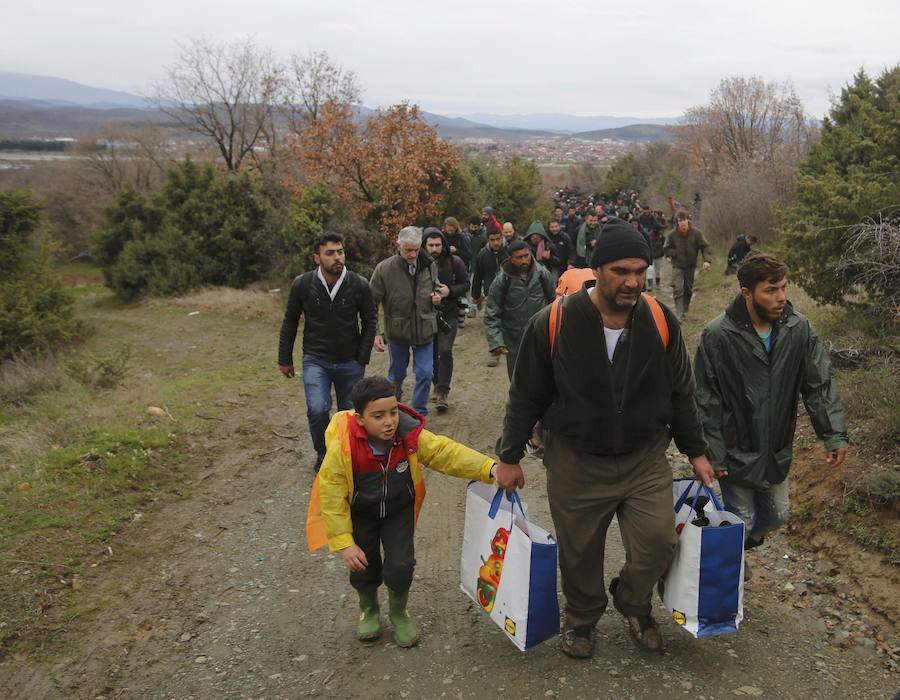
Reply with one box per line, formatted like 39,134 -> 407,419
590,217 -> 652,268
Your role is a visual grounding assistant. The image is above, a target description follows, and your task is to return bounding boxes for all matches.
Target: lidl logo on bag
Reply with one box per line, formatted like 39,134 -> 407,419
672,610 -> 687,625
504,618 -> 517,635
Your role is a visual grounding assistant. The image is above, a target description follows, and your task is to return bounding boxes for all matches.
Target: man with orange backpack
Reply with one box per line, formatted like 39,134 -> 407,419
492,219 -> 715,659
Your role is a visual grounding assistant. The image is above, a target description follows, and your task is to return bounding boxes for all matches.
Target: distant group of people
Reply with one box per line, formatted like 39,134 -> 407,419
279,189 -> 848,657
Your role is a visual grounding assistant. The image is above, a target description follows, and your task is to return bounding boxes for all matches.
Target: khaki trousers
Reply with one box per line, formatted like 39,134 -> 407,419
544,430 -> 676,626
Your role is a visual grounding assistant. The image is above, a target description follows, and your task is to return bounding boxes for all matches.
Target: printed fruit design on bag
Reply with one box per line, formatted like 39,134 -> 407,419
476,527 -> 510,613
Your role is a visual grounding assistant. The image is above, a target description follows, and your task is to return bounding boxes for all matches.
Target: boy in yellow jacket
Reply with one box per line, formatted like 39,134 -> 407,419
307,375 -> 500,647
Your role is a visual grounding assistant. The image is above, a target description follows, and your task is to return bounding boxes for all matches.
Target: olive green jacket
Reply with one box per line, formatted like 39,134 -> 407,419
694,295 -> 848,490
663,226 -> 712,270
483,259 -> 555,353
369,251 -> 439,347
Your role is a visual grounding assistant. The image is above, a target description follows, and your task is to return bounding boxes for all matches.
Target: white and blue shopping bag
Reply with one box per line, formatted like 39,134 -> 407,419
662,478 -> 746,638
460,482 -> 559,651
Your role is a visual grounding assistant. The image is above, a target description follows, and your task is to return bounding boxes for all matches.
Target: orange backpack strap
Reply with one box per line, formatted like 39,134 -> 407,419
549,291 -> 669,355
548,296 -> 565,356
642,292 -> 669,350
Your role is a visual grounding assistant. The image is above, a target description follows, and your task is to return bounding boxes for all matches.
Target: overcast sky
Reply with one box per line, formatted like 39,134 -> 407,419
2,0 -> 898,119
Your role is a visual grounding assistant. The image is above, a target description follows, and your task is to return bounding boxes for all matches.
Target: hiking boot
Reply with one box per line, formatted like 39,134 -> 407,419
625,613 -> 664,653
560,623 -> 595,659
387,588 -> 419,648
609,576 -> 664,652
357,590 -> 382,641
487,353 -> 500,367
435,392 -> 449,412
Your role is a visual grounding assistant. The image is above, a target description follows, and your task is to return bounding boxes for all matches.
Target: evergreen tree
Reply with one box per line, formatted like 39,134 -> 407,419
779,66 -> 900,306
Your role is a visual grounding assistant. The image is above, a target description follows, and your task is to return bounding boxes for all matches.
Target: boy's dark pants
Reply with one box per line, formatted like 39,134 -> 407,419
349,504 -> 416,594
544,430 -> 676,627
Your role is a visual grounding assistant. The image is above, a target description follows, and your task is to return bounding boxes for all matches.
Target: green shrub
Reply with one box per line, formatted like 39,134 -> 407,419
66,345 -> 131,390
0,191 -> 76,359
93,159 -> 296,300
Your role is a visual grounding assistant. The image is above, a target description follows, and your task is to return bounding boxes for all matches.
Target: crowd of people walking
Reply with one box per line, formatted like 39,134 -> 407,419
280,187 -> 848,657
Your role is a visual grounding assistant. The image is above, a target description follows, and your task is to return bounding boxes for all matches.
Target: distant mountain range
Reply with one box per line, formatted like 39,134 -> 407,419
0,71 -> 149,109
0,72 -> 676,142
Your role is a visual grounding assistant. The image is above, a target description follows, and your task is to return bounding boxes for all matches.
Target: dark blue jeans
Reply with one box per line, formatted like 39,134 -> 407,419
302,355 -> 364,465
387,340 -> 433,416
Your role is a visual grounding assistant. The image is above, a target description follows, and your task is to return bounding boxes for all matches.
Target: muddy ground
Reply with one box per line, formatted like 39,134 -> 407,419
2,276 -> 899,699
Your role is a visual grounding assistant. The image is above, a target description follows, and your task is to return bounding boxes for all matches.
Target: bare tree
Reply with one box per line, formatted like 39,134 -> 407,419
79,124 -> 172,193
282,50 -> 360,134
838,211 -> 900,322
678,77 -> 814,175
153,37 -> 282,172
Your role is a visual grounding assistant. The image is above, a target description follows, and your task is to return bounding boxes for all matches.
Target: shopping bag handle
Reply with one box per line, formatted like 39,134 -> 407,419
673,479 -> 724,514
488,487 -> 526,520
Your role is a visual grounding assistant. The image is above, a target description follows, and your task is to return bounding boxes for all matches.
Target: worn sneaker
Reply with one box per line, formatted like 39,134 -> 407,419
435,392 -> 449,412
608,576 -> 664,652
625,613 -> 664,653
429,387 -> 439,403
560,623 -> 595,659
486,354 -> 500,367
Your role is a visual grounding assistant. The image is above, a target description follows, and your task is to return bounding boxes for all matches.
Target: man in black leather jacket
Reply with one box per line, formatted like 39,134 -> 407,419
278,232 -> 377,471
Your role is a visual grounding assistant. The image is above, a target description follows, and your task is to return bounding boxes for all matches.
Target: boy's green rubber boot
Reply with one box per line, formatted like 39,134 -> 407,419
357,590 -> 382,641
387,588 -> 419,648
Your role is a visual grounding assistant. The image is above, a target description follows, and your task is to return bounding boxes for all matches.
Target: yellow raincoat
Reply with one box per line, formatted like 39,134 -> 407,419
306,410 -> 496,552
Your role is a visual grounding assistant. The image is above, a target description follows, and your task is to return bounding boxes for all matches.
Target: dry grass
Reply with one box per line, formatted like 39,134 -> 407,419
142,286 -> 284,321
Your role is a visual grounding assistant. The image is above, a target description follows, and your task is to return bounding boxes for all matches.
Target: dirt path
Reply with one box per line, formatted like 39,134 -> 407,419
2,293 -> 898,699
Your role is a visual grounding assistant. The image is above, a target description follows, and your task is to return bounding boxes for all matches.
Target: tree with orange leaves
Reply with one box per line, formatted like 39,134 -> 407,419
288,101 -> 458,237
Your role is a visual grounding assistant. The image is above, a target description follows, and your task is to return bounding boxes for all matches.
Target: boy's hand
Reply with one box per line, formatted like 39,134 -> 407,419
493,461 -> 525,492
340,545 -> 368,572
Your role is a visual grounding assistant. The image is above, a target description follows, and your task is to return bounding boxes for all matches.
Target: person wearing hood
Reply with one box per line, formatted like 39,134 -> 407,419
369,226 -> 440,417
524,220 -> 564,285
483,240 -> 555,380
481,206 -> 502,235
694,253 -> 847,577
492,220 -> 714,659
422,227 -> 470,412
663,210 -> 712,320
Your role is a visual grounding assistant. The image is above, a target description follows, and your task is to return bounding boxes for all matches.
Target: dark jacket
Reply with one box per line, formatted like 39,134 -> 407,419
471,244 -> 510,299
497,287 -> 707,464
422,229 -> 470,314
694,295 -> 848,490
369,250 -> 439,347
647,226 -> 665,259
726,235 -> 753,268
547,229 -> 574,273
561,213 -> 582,240
483,258 -> 555,353
278,269 -> 376,367
469,228 -> 487,266
663,225 -> 712,270
443,230 -> 473,268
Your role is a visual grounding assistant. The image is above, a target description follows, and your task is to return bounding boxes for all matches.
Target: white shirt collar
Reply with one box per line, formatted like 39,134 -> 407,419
317,266 -> 347,302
